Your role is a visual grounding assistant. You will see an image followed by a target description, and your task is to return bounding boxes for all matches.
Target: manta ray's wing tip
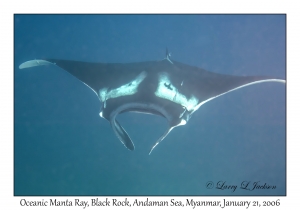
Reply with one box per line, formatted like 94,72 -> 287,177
19,59 -> 53,69
266,78 -> 285,84
280,79 -> 286,84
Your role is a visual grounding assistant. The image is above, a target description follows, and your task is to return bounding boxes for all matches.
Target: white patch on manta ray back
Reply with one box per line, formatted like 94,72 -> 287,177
155,72 -> 198,112
99,71 -> 147,103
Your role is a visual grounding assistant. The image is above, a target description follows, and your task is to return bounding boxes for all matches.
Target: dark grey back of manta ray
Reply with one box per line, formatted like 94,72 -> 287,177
19,55 -> 285,154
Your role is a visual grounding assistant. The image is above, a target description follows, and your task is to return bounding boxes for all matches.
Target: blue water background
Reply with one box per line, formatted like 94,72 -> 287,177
14,15 -> 286,195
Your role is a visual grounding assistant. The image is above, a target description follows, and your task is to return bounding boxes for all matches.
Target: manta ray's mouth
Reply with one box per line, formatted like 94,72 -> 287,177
120,107 -> 166,118
107,102 -> 173,124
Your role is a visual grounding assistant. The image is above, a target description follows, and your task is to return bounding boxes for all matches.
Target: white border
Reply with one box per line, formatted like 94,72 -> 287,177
1,0 -> 297,209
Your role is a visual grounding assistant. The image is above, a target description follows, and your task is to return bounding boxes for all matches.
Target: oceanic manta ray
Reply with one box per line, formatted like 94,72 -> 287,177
19,50 -> 285,154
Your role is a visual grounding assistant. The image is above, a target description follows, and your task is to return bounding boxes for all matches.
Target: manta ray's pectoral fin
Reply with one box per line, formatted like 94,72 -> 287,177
149,127 -> 174,155
110,118 -> 135,151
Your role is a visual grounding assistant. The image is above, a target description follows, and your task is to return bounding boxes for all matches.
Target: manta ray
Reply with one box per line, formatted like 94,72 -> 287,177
19,50 -> 285,154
